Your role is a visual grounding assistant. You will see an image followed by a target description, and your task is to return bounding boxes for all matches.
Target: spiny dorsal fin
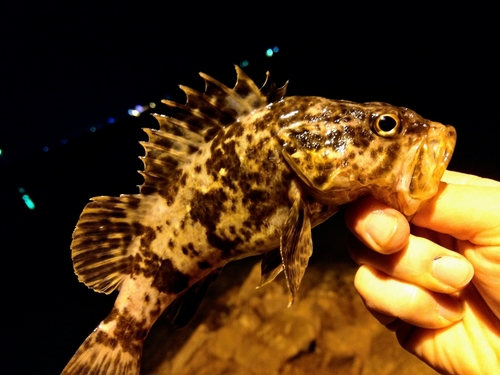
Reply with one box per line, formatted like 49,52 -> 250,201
71,68 -> 287,294
140,66 -> 288,195
260,70 -> 289,103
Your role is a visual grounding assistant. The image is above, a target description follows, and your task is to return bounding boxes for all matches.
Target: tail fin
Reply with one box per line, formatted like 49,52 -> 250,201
61,325 -> 141,375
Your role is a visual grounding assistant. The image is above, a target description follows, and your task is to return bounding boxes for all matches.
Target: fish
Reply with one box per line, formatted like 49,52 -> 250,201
61,66 -> 456,375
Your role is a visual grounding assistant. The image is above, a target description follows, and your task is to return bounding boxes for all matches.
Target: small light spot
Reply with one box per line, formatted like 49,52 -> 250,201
0,149 -> 3,156
128,109 -> 140,117
60,139 -> 68,145
240,60 -> 249,67
266,49 -> 273,57
280,110 -> 299,120
107,117 -> 115,124
22,194 -> 35,210
18,187 -> 25,194
135,105 -> 145,113
42,146 -> 49,152
89,127 -> 96,132
149,102 -> 156,109
273,46 -> 279,53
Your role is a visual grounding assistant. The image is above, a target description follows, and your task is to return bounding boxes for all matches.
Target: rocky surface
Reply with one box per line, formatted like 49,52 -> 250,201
141,219 -> 438,375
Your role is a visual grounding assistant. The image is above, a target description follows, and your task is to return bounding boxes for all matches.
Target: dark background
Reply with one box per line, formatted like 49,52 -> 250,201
1,3 -> 499,374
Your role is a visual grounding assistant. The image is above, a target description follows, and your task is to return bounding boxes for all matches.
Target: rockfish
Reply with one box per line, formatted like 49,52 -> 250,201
61,66 -> 456,374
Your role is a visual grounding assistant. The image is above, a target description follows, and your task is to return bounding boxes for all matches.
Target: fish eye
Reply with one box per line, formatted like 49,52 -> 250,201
373,114 -> 401,137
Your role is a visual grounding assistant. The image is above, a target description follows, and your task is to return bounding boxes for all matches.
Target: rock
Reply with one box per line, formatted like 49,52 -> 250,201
142,219 -> 437,375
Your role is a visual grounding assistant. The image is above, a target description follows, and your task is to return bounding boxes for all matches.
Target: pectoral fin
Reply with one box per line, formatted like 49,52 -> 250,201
280,197 -> 313,307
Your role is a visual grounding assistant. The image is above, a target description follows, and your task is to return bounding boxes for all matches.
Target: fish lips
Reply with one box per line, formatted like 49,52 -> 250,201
398,121 -> 457,217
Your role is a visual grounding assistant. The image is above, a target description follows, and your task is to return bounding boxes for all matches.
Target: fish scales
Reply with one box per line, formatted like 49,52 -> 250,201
62,66 -> 456,375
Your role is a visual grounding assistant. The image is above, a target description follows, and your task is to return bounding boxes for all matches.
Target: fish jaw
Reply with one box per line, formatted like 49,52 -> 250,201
396,121 -> 457,217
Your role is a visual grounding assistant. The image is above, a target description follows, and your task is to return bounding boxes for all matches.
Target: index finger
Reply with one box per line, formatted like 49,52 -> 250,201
412,180 -> 500,246
442,170 -> 500,187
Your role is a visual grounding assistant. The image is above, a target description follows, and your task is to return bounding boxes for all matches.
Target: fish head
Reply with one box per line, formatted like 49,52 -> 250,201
277,97 -> 456,217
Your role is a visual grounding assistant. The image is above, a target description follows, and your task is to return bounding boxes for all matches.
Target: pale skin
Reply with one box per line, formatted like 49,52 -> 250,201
345,170 -> 500,375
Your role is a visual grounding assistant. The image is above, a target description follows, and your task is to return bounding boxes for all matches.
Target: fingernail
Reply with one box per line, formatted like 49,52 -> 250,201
437,297 -> 464,322
432,256 -> 474,289
366,211 -> 399,248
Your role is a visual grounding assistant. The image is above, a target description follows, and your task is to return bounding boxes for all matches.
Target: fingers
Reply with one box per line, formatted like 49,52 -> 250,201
346,193 -> 474,331
345,196 -> 410,254
398,285 -> 500,375
462,244 -> 500,319
349,234 -> 474,294
354,265 -> 465,329
423,171 -> 500,319
442,170 -> 500,187
413,181 -> 500,245
345,173 -> 500,331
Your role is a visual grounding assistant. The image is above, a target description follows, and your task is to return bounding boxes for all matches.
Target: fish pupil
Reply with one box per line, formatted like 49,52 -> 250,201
378,115 -> 397,132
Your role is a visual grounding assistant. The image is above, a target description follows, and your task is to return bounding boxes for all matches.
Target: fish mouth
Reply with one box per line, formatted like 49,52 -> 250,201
399,121 -> 456,217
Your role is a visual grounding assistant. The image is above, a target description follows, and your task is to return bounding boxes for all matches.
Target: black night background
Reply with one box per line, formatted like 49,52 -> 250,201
1,3 -> 499,374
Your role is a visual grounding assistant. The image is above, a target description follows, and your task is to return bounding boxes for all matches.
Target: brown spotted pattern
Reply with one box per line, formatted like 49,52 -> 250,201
275,97 -> 456,216
63,67 -> 456,375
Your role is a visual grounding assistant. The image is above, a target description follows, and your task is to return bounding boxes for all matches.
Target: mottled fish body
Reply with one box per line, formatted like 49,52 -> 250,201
61,67 -> 456,374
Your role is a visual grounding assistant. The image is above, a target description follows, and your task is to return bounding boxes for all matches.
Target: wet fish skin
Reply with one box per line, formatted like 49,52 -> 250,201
61,67 -> 456,374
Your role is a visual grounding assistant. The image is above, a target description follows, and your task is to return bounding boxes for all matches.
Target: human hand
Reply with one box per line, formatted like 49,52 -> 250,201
345,170 -> 500,375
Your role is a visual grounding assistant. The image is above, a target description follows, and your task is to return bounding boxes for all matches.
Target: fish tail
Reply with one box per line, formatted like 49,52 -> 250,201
61,324 -> 141,375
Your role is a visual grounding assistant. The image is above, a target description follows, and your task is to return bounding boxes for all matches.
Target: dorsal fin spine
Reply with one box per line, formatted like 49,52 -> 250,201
140,141 -> 189,163
70,67 -> 289,295
199,72 -> 254,113
154,114 -> 205,135
154,111 -> 220,138
139,67 -> 287,195
143,128 -> 200,150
